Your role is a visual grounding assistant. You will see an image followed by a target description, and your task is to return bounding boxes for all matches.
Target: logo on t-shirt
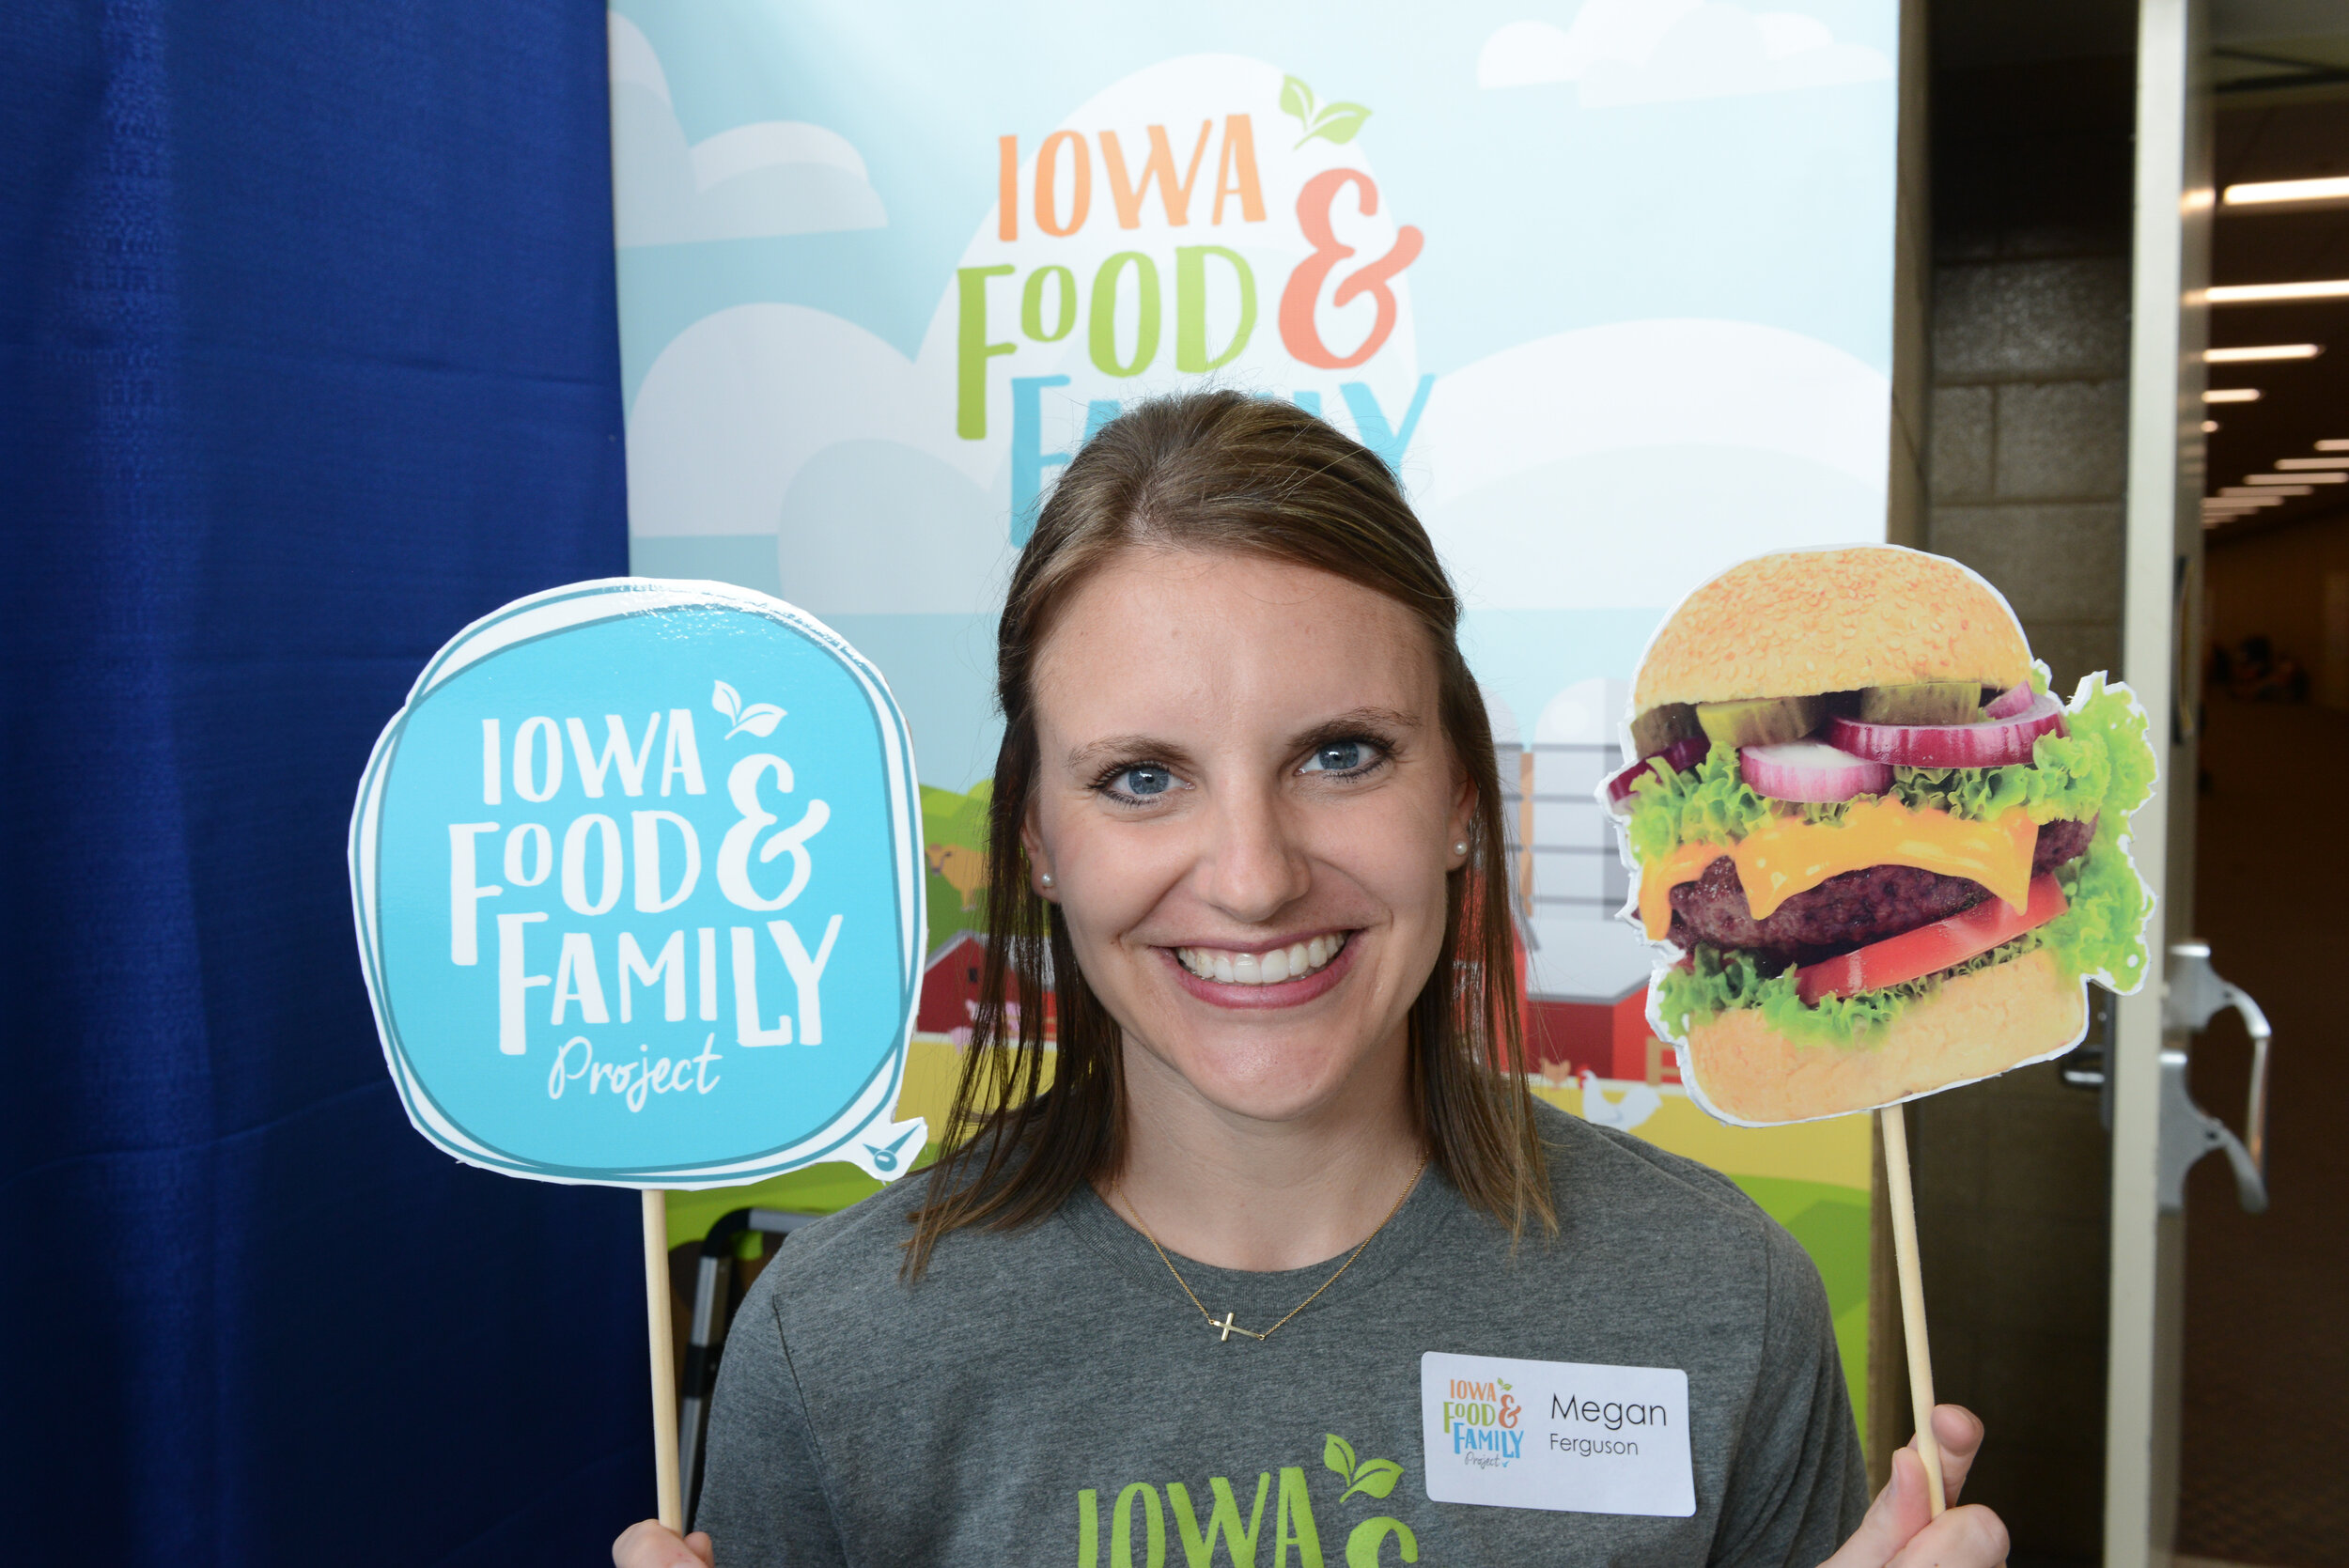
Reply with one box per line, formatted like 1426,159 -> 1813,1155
1073,1428 -> 1417,1567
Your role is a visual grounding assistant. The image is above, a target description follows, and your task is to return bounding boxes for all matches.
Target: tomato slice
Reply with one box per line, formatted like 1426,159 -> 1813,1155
1795,874 -> 2068,1005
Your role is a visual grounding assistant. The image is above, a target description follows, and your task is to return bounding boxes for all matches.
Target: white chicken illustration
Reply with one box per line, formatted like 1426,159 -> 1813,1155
1577,1068 -> 1662,1133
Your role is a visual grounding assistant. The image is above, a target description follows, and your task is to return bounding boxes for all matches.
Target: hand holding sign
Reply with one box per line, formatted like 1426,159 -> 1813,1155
1599,545 -> 2157,1509
1819,1406 -> 2006,1568
350,580 -> 928,1526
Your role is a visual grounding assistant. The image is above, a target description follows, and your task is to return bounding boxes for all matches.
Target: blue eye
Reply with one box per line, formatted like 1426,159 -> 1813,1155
1300,739 -> 1374,775
1115,765 -> 1174,798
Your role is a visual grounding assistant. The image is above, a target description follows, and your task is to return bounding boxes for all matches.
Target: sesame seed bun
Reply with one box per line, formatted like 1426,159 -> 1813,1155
1631,545 -> 2032,717
1675,947 -> 2086,1126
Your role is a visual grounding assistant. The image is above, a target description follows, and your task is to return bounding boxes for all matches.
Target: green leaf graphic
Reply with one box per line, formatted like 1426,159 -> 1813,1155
1341,1459 -> 1404,1502
1299,102 -> 1372,148
1280,75 -> 1316,127
1323,1433 -> 1357,1481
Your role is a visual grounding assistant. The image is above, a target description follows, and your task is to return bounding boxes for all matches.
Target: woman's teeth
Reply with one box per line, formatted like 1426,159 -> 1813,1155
1174,934 -> 1346,986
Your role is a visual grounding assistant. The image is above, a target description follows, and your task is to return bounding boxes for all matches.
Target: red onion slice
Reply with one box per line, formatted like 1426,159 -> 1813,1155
1738,740 -> 1892,802
1826,691 -> 2066,768
1604,735 -> 1710,804
1983,681 -> 2036,720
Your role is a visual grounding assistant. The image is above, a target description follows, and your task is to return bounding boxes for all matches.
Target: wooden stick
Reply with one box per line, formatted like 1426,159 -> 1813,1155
1878,1104 -> 1948,1516
643,1188 -> 684,1534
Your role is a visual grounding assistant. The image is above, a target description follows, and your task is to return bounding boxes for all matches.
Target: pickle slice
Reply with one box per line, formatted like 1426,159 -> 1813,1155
1858,682 -> 1983,724
1630,703 -> 1703,758
1694,695 -> 1824,749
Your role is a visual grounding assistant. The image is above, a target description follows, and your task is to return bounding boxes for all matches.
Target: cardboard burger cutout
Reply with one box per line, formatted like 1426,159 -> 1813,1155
1600,545 -> 2158,1126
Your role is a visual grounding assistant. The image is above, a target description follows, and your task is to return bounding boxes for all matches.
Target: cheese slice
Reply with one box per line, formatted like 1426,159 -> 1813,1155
1638,799 -> 2041,940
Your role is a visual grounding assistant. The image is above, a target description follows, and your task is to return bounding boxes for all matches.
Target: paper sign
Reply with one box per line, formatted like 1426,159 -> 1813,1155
349,580 -> 927,1188
1421,1352 -> 1694,1516
1596,545 -> 2157,1126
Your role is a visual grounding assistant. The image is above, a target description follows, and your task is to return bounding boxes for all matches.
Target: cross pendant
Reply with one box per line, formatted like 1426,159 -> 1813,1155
1211,1311 -> 1261,1342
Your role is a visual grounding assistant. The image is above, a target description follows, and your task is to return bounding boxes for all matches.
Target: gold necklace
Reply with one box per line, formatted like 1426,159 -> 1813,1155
1118,1154 -> 1428,1343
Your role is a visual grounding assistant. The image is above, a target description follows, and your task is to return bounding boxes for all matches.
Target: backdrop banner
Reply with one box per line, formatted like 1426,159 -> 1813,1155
609,0 -> 1903,1423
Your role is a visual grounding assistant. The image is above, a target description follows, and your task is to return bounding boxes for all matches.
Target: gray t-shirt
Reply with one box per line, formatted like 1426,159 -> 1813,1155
696,1102 -> 1867,1566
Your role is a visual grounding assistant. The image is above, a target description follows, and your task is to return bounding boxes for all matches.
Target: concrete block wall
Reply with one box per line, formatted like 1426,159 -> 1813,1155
1929,255 -> 2132,688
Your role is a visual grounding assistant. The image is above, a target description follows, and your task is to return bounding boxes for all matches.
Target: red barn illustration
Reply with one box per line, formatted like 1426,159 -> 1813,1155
915,932 -> 1053,1044
1492,678 -> 1678,1087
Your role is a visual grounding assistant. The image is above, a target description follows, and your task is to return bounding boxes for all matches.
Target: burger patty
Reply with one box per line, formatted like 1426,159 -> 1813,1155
1666,815 -> 2097,966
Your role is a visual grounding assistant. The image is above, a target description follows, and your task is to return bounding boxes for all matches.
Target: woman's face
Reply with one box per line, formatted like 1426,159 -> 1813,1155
1024,548 -> 1472,1130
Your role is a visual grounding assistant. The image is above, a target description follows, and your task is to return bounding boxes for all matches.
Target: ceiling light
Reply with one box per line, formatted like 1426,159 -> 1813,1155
2246,475 -> 2328,488
2208,280 -> 2349,303
2204,388 -> 2262,402
2217,488 -> 2290,500
2206,344 -> 2323,363
2273,457 -> 2349,470
2223,176 -> 2349,206
2320,441 -> 2349,452
2203,420 -> 2221,433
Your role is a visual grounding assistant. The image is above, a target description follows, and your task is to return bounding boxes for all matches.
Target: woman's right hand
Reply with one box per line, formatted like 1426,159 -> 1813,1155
1820,1405 -> 2010,1568
613,1520 -> 714,1567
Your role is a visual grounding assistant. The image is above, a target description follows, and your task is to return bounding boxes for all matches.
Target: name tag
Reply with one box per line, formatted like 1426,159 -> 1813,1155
1420,1351 -> 1694,1516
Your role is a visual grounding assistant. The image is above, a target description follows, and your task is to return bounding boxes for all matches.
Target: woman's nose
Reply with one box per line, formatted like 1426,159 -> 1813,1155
1199,787 -> 1311,924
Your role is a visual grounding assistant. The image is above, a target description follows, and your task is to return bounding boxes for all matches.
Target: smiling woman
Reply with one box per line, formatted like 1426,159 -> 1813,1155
614,393 -> 2013,1568
909,390 -> 1544,1280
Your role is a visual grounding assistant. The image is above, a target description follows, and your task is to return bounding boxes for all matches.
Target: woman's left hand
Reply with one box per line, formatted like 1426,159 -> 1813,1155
1820,1405 -> 2009,1568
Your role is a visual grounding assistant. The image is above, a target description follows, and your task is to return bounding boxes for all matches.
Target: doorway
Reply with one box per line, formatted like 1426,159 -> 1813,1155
2186,553 -> 2349,1568
2177,38 -> 2349,1566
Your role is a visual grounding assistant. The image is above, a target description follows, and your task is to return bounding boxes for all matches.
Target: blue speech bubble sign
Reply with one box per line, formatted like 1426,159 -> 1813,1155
350,581 -> 928,1188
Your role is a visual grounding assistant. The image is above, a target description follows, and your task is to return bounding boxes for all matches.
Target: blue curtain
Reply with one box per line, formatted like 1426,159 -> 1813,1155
0,4 -> 649,1563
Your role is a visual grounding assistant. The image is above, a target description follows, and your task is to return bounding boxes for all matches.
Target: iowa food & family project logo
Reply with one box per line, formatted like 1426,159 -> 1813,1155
1073,1430 -> 1417,1567
351,582 -> 927,1188
961,64 -> 1433,534
1436,1374 -> 1523,1467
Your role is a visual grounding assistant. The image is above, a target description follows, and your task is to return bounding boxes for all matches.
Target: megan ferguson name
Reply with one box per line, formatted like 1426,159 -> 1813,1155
1551,1395 -> 1668,1432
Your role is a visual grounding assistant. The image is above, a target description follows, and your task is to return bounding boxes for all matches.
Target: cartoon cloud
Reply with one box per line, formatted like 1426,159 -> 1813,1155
1598,545 -> 2157,1126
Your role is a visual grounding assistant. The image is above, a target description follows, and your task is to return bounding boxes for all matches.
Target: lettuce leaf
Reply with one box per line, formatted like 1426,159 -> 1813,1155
2040,831 -> 2155,991
1623,744 -> 1773,863
2066,672 -> 2157,825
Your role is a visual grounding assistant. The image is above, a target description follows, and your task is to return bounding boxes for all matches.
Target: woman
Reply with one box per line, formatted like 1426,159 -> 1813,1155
618,393 -> 2007,1568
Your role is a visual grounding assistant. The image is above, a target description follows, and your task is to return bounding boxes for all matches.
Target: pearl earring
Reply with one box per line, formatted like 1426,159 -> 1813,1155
1454,841 -> 1469,856
1039,873 -> 1055,889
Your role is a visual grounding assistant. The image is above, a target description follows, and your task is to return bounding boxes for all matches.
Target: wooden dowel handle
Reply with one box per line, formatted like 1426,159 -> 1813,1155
644,1188 -> 684,1533
1879,1105 -> 1948,1517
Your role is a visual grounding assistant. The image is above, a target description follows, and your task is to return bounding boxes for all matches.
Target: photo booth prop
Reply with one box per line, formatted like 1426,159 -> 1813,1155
350,579 -> 927,1527
1599,543 -> 2159,1507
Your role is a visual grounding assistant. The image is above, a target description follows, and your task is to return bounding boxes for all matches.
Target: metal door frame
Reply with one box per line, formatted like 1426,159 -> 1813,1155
2108,1 -> 2211,1560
